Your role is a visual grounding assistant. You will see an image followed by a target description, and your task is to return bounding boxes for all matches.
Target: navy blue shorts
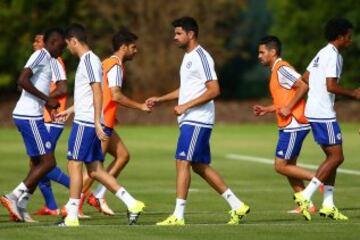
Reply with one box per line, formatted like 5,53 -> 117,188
175,124 -> 212,164
310,121 -> 342,145
67,120 -> 104,163
275,129 -> 310,160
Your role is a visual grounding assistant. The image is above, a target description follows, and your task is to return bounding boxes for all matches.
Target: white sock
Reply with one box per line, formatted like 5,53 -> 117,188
173,198 -> 186,220
302,177 -> 322,200
115,187 -> 136,209
17,192 -> 32,209
66,198 -> 80,221
12,182 -> 28,199
221,188 -> 244,210
322,185 -> 335,208
94,184 -> 107,199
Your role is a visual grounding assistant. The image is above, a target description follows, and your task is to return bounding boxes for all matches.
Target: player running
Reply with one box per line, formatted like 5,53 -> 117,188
147,17 -> 250,225
254,35 -> 317,214
294,17 -> 360,221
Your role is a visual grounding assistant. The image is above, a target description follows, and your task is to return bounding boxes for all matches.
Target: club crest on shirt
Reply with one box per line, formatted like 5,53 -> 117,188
186,61 -> 192,69
45,141 -> 52,149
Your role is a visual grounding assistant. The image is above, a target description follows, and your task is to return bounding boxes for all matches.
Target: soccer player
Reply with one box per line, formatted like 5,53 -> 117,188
294,17 -> 360,221
146,17 -> 250,225
0,28 -> 66,222
56,23 -> 145,227
80,28 -> 151,216
32,32 -> 71,217
254,35 -> 317,214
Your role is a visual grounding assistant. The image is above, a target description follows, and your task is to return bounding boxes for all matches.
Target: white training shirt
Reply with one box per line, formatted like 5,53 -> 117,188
305,43 -> 343,122
107,64 -> 123,88
273,59 -> 310,131
178,45 -> 217,128
50,58 -> 67,83
13,48 -> 52,118
73,51 -> 103,124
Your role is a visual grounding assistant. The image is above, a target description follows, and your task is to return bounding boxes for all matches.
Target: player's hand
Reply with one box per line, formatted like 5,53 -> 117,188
278,106 -> 291,118
55,108 -> 73,122
253,105 -> 267,116
145,97 -> 159,109
95,122 -> 109,142
45,98 -> 60,110
174,104 -> 188,116
353,88 -> 360,100
141,103 -> 152,113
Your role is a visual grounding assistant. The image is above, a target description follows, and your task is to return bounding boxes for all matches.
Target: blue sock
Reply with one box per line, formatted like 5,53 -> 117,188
46,167 -> 70,188
38,178 -> 58,210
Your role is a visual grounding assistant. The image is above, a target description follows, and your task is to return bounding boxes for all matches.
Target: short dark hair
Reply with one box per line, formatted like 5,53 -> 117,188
43,28 -> 65,43
259,35 -> 282,56
172,16 -> 199,38
325,18 -> 353,41
112,28 -> 138,52
65,23 -> 87,43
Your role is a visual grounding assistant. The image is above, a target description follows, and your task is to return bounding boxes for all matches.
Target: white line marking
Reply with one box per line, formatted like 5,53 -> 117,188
226,154 -> 360,176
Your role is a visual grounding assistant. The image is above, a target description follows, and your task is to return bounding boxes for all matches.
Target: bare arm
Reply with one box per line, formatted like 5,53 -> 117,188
174,80 -> 220,115
50,80 -> 67,98
302,71 -> 310,84
91,82 -> 108,141
111,87 -> 150,112
326,78 -> 360,99
18,68 -> 59,109
253,104 -> 275,116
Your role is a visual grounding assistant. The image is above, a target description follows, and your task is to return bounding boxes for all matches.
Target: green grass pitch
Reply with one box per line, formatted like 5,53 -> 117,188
0,123 -> 360,239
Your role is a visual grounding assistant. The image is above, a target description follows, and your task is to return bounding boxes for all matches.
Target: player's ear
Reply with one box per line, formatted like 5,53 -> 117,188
270,48 -> 277,57
188,31 -> 195,40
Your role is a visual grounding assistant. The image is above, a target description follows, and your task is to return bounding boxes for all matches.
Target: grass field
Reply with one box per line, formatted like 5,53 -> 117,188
0,123 -> 360,240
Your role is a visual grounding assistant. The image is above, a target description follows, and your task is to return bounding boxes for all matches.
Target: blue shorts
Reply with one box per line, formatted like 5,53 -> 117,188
45,123 -> 64,151
14,117 -> 53,157
103,126 -> 113,137
67,121 -> 104,163
275,129 -> 310,160
175,124 -> 212,164
310,121 -> 342,145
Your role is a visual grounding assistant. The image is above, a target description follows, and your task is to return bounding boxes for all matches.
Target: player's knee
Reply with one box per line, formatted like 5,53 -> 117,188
274,160 -> 286,174
88,169 -> 98,180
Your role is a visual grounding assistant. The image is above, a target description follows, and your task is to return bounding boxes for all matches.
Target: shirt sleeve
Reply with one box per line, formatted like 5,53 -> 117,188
84,54 -> 103,83
50,58 -> 67,82
325,54 -> 341,78
107,65 -> 123,88
24,50 -> 47,74
277,66 -> 301,89
196,49 -> 218,82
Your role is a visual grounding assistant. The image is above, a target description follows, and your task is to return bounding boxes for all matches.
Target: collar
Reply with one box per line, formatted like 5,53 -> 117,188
271,58 -> 282,71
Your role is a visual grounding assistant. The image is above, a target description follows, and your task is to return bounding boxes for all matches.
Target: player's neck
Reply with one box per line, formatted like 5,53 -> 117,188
329,41 -> 341,51
77,45 -> 91,58
185,41 -> 199,53
113,51 -> 124,64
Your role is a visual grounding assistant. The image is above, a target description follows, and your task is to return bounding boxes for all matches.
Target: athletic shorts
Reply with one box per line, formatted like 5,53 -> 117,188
275,129 -> 310,160
310,121 -> 342,145
45,123 -> 64,151
175,124 -> 212,164
67,120 -> 104,163
13,116 -> 52,157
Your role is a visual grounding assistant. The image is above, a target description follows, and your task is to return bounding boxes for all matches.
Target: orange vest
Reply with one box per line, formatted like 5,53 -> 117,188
44,57 -> 67,123
269,60 -> 308,128
102,56 -> 124,128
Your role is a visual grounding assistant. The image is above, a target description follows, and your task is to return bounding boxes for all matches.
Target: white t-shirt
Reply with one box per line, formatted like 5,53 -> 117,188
305,44 -> 343,121
73,51 -> 103,124
107,64 -> 123,88
13,48 -> 52,118
273,59 -> 310,131
50,58 -> 67,83
178,46 -> 217,128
